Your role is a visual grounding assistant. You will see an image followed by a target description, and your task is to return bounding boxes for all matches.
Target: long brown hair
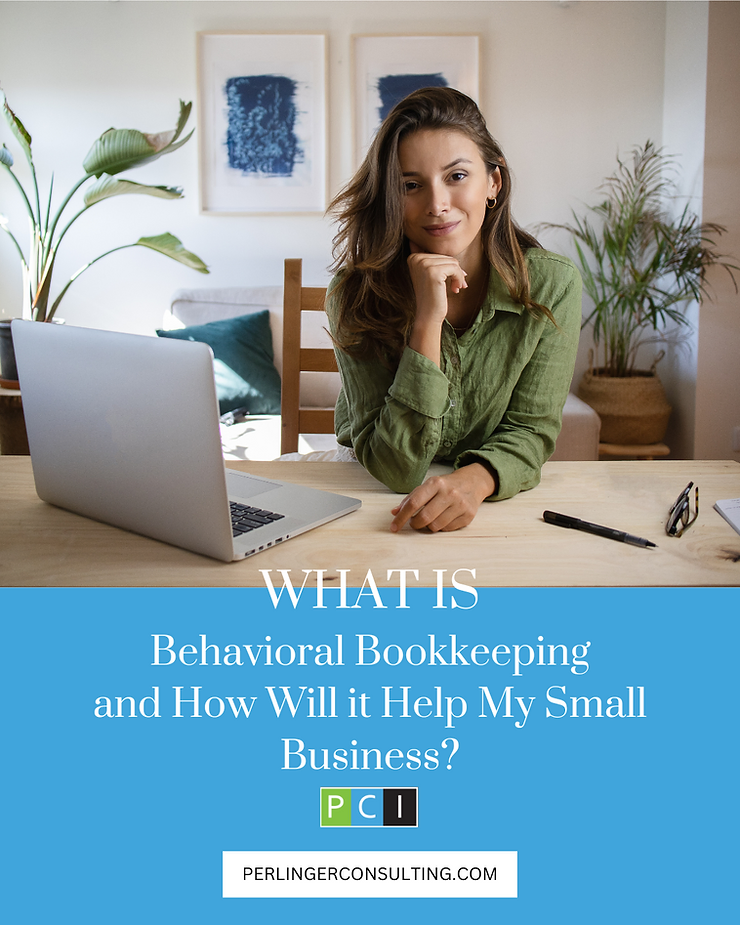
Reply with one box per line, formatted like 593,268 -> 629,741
328,87 -> 548,363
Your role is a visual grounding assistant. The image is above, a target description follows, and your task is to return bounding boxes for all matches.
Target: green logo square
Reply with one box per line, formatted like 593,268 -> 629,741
320,788 -> 351,826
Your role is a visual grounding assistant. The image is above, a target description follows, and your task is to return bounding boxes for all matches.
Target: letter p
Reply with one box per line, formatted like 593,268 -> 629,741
328,795 -> 344,818
321,788 -> 351,826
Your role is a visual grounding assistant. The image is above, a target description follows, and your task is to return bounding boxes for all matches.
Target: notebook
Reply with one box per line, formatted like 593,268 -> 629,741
714,497 -> 740,537
11,320 -> 360,562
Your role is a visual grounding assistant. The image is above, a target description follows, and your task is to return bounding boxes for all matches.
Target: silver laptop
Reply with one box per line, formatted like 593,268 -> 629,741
11,320 -> 360,562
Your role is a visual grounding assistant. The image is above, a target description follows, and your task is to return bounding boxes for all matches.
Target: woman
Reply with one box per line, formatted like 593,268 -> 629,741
326,87 -> 581,533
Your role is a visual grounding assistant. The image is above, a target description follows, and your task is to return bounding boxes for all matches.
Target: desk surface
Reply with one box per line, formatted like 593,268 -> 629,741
1,457 -> 739,587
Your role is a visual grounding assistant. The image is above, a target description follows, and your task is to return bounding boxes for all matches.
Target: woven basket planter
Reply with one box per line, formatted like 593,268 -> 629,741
578,369 -> 672,445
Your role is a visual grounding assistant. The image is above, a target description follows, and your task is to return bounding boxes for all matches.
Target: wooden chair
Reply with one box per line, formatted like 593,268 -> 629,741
280,258 -> 338,455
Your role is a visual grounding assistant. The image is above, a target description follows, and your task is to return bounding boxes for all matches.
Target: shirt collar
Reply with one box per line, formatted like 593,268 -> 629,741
475,265 -> 525,325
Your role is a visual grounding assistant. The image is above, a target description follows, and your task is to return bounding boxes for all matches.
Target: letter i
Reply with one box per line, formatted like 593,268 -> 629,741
433,570 -> 447,609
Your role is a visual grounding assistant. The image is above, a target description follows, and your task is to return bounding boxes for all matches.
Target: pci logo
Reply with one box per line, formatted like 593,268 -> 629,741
320,787 -> 418,827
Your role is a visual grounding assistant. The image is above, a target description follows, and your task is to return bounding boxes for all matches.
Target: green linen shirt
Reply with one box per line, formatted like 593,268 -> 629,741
327,249 -> 582,500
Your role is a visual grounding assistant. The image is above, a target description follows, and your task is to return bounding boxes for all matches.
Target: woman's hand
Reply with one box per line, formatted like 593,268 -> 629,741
389,463 -> 497,533
407,248 -> 467,325
407,245 -> 466,366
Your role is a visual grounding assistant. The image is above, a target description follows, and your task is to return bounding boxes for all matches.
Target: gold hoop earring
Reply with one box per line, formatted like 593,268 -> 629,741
486,197 -> 497,210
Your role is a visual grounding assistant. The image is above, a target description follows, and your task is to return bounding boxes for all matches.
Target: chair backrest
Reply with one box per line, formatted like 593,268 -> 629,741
280,258 -> 337,455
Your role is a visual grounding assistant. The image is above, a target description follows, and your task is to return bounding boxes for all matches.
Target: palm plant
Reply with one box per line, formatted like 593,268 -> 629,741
545,141 -> 737,377
0,92 -> 208,322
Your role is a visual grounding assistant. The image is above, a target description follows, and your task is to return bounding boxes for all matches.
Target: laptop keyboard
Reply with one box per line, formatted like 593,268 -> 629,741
230,501 -> 285,537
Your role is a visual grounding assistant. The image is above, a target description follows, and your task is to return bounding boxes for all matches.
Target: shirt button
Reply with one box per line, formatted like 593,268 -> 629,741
449,400 -> 456,408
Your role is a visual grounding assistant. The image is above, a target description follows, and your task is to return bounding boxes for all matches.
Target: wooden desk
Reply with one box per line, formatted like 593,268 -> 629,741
1,457 -> 739,587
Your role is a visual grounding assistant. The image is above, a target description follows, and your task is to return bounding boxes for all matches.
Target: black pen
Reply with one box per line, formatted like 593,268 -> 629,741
543,510 -> 657,548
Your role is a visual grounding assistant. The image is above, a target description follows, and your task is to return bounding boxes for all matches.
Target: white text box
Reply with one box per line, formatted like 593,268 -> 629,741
223,851 -> 517,898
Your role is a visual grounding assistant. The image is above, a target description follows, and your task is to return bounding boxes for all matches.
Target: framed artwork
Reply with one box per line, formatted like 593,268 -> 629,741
197,33 -> 327,214
353,35 -> 480,165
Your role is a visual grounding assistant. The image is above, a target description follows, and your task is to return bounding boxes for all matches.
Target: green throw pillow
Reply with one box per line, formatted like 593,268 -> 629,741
157,310 -> 281,416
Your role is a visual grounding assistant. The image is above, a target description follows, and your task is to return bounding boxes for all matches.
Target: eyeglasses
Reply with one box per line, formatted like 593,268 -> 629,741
666,482 -> 699,537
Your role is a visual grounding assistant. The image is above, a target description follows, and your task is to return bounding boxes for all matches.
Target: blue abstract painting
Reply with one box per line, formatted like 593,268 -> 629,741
376,73 -> 449,122
225,75 -> 303,177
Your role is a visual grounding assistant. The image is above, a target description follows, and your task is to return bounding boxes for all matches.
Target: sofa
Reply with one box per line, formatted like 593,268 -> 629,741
163,286 -> 600,463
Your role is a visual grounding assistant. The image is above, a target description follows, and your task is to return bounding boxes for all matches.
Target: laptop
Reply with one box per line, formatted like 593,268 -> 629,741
11,320 -> 361,562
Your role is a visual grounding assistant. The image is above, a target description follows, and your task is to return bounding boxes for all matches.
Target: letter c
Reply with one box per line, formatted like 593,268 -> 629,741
359,794 -> 377,819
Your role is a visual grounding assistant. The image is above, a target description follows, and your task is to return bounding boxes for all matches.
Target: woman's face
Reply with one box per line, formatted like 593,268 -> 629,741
397,128 -> 500,263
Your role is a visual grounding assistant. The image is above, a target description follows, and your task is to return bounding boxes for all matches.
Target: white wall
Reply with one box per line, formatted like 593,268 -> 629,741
0,0 -> 667,337
10,1 -> 730,460
660,0 -> 709,460
695,1 -> 740,463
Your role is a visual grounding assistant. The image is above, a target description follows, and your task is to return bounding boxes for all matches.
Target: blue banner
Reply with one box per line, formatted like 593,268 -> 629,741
1,587 -> 737,922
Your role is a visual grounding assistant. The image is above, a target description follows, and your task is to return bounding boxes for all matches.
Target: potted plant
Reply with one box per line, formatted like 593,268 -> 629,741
0,91 -> 208,386
545,141 -> 737,445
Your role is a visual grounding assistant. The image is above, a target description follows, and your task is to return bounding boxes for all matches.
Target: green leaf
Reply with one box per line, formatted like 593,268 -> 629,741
0,143 -> 13,167
83,174 -> 184,206
82,100 -> 193,177
32,250 -> 56,322
170,99 -> 192,145
0,91 -> 33,166
135,233 -> 209,273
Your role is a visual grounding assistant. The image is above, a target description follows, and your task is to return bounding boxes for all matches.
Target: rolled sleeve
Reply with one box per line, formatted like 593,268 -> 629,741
328,281 -> 452,492
389,347 -> 450,417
